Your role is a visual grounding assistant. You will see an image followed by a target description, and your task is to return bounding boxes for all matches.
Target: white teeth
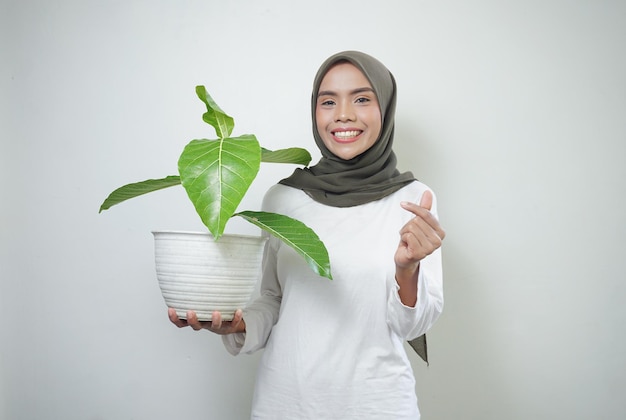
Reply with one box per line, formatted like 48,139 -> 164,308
334,130 -> 360,138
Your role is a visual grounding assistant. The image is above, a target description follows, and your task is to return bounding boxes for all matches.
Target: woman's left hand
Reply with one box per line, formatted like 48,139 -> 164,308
395,190 -> 446,271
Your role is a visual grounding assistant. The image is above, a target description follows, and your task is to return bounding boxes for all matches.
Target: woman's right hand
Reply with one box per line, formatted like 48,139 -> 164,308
168,308 -> 246,335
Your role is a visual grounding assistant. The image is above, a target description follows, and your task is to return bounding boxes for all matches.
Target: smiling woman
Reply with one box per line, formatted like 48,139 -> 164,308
168,50 -> 445,419
315,62 -> 382,160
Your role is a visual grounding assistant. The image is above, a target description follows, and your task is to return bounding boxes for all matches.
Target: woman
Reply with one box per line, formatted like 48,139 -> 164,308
169,50 -> 445,419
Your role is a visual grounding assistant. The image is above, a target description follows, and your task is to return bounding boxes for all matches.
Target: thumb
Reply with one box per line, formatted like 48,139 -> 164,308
419,190 -> 433,211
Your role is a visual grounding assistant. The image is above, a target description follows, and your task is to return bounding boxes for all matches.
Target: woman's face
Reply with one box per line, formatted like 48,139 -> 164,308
315,62 -> 382,160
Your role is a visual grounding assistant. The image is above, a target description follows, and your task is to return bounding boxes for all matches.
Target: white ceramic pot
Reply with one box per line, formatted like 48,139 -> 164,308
152,231 -> 267,321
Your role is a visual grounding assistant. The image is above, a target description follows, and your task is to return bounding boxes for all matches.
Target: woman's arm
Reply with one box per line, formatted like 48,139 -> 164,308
386,188 -> 445,340
394,190 -> 445,307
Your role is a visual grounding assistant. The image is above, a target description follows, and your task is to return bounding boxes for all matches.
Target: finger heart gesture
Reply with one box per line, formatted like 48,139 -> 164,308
395,190 -> 446,270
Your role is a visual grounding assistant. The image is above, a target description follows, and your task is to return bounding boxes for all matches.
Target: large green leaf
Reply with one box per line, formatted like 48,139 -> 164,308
237,211 -> 332,280
99,175 -> 181,212
196,85 -> 234,138
261,147 -> 312,166
100,86 -> 332,279
178,135 -> 261,239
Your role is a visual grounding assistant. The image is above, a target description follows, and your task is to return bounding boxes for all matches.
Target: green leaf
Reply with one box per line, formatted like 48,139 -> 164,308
195,85 -> 234,138
99,176 -> 181,212
178,135 -> 261,239
237,210 -> 332,280
261,147 -> 312,166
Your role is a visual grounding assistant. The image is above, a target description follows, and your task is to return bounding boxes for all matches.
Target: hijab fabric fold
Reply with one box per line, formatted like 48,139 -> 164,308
279,51 -> 428,364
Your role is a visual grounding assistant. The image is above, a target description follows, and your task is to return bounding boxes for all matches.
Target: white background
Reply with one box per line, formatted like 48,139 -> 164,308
2,1 -> 625,419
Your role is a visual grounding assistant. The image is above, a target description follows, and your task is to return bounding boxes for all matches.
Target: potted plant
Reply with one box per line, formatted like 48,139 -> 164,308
100,86 -> 332,320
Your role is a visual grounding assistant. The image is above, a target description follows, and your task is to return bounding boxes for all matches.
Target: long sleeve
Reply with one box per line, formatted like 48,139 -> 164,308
385,190 -> 444,340
386,246 -> 444,340
222,234 -> 282,355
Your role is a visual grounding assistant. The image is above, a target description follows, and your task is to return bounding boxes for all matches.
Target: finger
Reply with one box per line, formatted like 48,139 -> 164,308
398,215 -> 444,259
168,307 -> 178,322
400,200 -> 431,218
398,229 -> 439,263
400,202 -> 446,241
231,309 -> 242,324
168,307 -> 187,328
210,311 -> 222,330
401,216 -> 445,247
231,309 -> 244,330
419,190 -> 433,211
400,229 -> 431,253
186,310 -> 203,331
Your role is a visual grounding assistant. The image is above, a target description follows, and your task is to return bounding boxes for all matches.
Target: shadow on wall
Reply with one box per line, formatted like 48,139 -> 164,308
395,119 -> 520,416
393,119 -> 442,181
429,237 -> 519,416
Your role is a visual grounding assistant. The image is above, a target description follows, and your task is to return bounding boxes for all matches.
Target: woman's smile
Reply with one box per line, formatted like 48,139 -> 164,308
331,129 -> 363,142
315,62 -> 382,160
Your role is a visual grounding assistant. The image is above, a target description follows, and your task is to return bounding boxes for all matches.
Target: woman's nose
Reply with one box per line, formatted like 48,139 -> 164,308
335,101 -> 355,122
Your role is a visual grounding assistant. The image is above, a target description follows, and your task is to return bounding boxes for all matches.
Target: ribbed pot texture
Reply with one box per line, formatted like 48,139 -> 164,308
152,231 -> 267,321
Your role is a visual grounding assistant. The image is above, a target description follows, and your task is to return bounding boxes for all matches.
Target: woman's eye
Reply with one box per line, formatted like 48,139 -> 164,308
320,99 -> 335,106
355,97 -> 371,104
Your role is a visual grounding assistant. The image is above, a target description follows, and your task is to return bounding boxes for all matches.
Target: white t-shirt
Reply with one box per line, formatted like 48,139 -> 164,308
223,181 -> 444,419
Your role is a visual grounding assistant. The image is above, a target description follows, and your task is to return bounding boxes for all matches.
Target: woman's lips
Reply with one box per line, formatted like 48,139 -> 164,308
331,129 -> 362,142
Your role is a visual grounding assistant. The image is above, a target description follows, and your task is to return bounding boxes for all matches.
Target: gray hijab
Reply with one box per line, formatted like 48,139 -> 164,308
279,50 -> 415,207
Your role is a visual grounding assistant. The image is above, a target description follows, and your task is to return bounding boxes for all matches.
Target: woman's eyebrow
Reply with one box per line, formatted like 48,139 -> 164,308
317,87 -> 375,98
